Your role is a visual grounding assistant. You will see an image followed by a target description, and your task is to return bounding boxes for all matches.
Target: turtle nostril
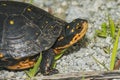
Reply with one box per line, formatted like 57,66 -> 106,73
76,24 -> 82,30
77,26 -> 82,30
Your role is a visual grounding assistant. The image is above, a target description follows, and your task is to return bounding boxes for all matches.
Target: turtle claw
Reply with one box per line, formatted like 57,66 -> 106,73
43,68 -> 59,75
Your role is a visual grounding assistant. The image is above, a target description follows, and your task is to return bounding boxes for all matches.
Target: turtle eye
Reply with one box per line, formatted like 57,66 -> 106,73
76,23 -> 82,30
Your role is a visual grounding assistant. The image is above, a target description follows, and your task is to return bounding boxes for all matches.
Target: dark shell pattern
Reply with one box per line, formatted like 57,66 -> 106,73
0,1 -> 65,58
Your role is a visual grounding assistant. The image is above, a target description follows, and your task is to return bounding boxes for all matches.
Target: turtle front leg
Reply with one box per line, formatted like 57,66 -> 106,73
40,49 -> 58,75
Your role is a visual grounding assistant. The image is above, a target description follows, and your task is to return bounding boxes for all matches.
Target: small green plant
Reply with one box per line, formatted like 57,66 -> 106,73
96,15 -> 116,39
96,22 -> 107,38
95,14 -> 120,70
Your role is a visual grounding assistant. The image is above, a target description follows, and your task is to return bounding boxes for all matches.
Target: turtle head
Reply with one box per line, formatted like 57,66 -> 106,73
53,18 -> 88,53
65,18 -> 88,46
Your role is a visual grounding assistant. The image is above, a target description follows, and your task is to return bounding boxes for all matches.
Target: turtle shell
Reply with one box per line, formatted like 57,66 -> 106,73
0,1 -> 66,59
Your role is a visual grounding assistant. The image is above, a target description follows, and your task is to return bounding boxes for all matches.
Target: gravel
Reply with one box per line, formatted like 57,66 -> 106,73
1,0 -> 120,79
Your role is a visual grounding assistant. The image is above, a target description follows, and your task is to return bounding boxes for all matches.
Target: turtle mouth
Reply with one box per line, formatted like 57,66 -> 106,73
55,21 -> 88,50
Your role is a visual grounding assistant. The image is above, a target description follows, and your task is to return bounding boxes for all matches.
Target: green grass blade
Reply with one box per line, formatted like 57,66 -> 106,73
103,46 -> 110,54
92,56 -> 109,71
110,29 -> 120,70
55,48 -> 68,60
82,76 -> 85,80
26,53 -> 42,77
30,0 -> 34,4
101,22 -> 107,33
53,48 -> 68,68
108,15 -> 115,39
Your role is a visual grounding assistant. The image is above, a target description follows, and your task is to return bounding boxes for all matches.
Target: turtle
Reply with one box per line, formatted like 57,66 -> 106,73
0,1 -> 88,75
